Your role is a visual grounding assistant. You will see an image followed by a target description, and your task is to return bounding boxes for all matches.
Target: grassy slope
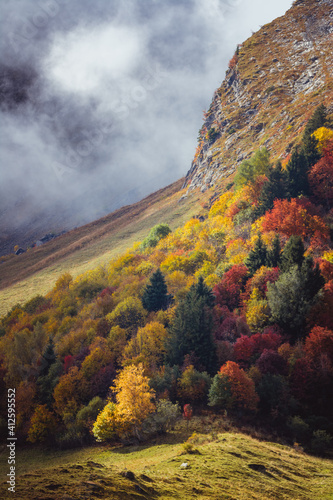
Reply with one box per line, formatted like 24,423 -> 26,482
0,180 -> 204,316
0,420 -> 332,500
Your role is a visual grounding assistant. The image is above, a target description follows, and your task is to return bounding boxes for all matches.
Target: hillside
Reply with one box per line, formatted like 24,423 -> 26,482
0,179 -> 204,316
183,0 -> 333,196
1,423 -> 333,499
0,2 -> 333,499
1,0 -> 332,315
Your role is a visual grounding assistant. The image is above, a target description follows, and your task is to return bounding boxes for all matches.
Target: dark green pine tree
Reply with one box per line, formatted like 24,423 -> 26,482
302,104 -> 327,167
193,276 -> 215,308
245,233 -> 267,276
142,269 -> 170,312
303,104 -> 327,137
37,336 -> 62,407
38,336 -> 56,378
300,256 -> 325,302
266,234 -> 281,268
166,281 -> 217,374
280,235 -> 305,272
255,161 -> 287,217
285,148 -> 310,199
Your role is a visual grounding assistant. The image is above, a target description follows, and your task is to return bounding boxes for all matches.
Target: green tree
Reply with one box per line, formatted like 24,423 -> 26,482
208,373 -> 232,409
266,234 -> 281,268
255,161 -> 286,217
195,276 -> 215,308
166,280 -> 217,373
285,148 -> 309,198
302,105 -> 327,167
280,235 -> 305,272
141,223 -> 171,249
300,256 -> 325,302
245,233 -> 267,276
37,359 -> 63,408
142,269 -> 171,312
267,259 -> 324,339
234,147 -> 271,189
38,337 -> 56,378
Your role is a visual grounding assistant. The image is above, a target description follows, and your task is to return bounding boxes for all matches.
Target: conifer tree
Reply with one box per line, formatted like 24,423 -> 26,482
166,279 -> 217,374
300,256 -> 325,302
245,233 -> 267,276
280,235 -> 305,272
302,104 -> 327,167
285,148 -> 309,198
255,161 -> 286,217
266,234 -> 281,268
267,257 -> 324,340
193,276 -> 215,308
38,337 -> 56,378
142,269 -> 170,312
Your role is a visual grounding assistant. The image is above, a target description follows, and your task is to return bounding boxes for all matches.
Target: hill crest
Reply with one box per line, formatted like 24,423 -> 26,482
183,0 -> 333,196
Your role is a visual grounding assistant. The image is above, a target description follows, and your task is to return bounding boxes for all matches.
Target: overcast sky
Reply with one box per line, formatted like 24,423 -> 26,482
0,0 -> 293,249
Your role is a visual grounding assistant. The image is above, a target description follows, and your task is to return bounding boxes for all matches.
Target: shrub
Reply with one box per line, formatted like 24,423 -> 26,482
141,224 -> 171,249
92,402 -> 121,442
141,400 -> 181,438
310,430 -> 332,455
287,416 -> 310,442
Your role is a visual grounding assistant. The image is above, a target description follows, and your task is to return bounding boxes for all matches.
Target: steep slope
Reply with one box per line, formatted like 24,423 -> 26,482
0,179 -> 205,316
183,0 -> 333,196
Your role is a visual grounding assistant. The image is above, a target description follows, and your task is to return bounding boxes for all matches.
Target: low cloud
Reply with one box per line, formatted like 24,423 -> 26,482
0,0 -> 293,253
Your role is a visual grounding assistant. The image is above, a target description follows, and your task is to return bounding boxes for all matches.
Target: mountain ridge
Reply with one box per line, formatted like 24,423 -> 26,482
183,0 -> 333,195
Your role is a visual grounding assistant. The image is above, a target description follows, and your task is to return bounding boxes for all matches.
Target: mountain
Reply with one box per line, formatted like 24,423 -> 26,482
0,0 -> 333,478
183,0 -> 333,197
1,0 -> 332,313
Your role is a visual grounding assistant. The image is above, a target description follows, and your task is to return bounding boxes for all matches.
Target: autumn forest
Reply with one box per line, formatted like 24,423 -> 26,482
1,103 -> 332,456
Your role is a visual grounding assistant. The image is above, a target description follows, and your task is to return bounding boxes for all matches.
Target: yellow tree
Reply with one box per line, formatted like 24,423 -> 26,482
113,363 -> 155,439
122,322 -> 168,372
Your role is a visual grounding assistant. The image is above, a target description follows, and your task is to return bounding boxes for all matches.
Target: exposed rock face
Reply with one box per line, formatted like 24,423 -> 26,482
183,0 -> 333,194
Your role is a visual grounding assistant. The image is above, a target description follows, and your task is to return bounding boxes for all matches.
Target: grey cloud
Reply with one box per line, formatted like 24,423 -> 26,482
0,0 -> 293,254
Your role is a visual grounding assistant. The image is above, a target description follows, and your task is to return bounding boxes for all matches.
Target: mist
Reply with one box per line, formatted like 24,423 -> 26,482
0,0 -> 293,253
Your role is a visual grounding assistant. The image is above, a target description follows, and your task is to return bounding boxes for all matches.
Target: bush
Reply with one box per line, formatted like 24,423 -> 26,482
287,416 -> 310,443
141,224 -> 171,249
92,402 -> 121,442
310,430 -> 332,455
141,400 -> 181,439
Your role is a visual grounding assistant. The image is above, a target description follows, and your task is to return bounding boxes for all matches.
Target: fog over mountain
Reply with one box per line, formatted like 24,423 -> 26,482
0,0 -> 293,253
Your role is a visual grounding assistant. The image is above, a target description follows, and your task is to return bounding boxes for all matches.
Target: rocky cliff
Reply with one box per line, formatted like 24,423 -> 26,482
183,0 -> 333,196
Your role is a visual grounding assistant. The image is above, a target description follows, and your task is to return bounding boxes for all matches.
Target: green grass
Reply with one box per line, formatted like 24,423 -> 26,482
1,419 -> 332,499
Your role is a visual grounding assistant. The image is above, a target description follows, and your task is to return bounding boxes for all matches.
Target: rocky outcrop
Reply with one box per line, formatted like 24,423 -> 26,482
183,0 -> 333,194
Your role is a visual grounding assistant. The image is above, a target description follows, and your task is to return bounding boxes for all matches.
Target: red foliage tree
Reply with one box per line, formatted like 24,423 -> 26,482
290,357 -> 315,404
213,265 -> 248,310
256,349 -> 288,376
183,404 -> 193,421
213,305 -> 249,342
316,259 -> 333,282
305,326 -> 333,364
218,361 -> 259,411
234,331 -> 283,367
63,355 -> 74,373
261,198 -> 329,243
242,266 -> 280,303
90,363 -> 116,398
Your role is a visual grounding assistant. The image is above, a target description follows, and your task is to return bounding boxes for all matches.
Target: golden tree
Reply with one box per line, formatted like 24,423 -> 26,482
113,363 -> 155,439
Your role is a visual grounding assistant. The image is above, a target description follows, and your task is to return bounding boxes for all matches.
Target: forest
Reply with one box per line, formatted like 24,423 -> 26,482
0,104 -> 332,455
